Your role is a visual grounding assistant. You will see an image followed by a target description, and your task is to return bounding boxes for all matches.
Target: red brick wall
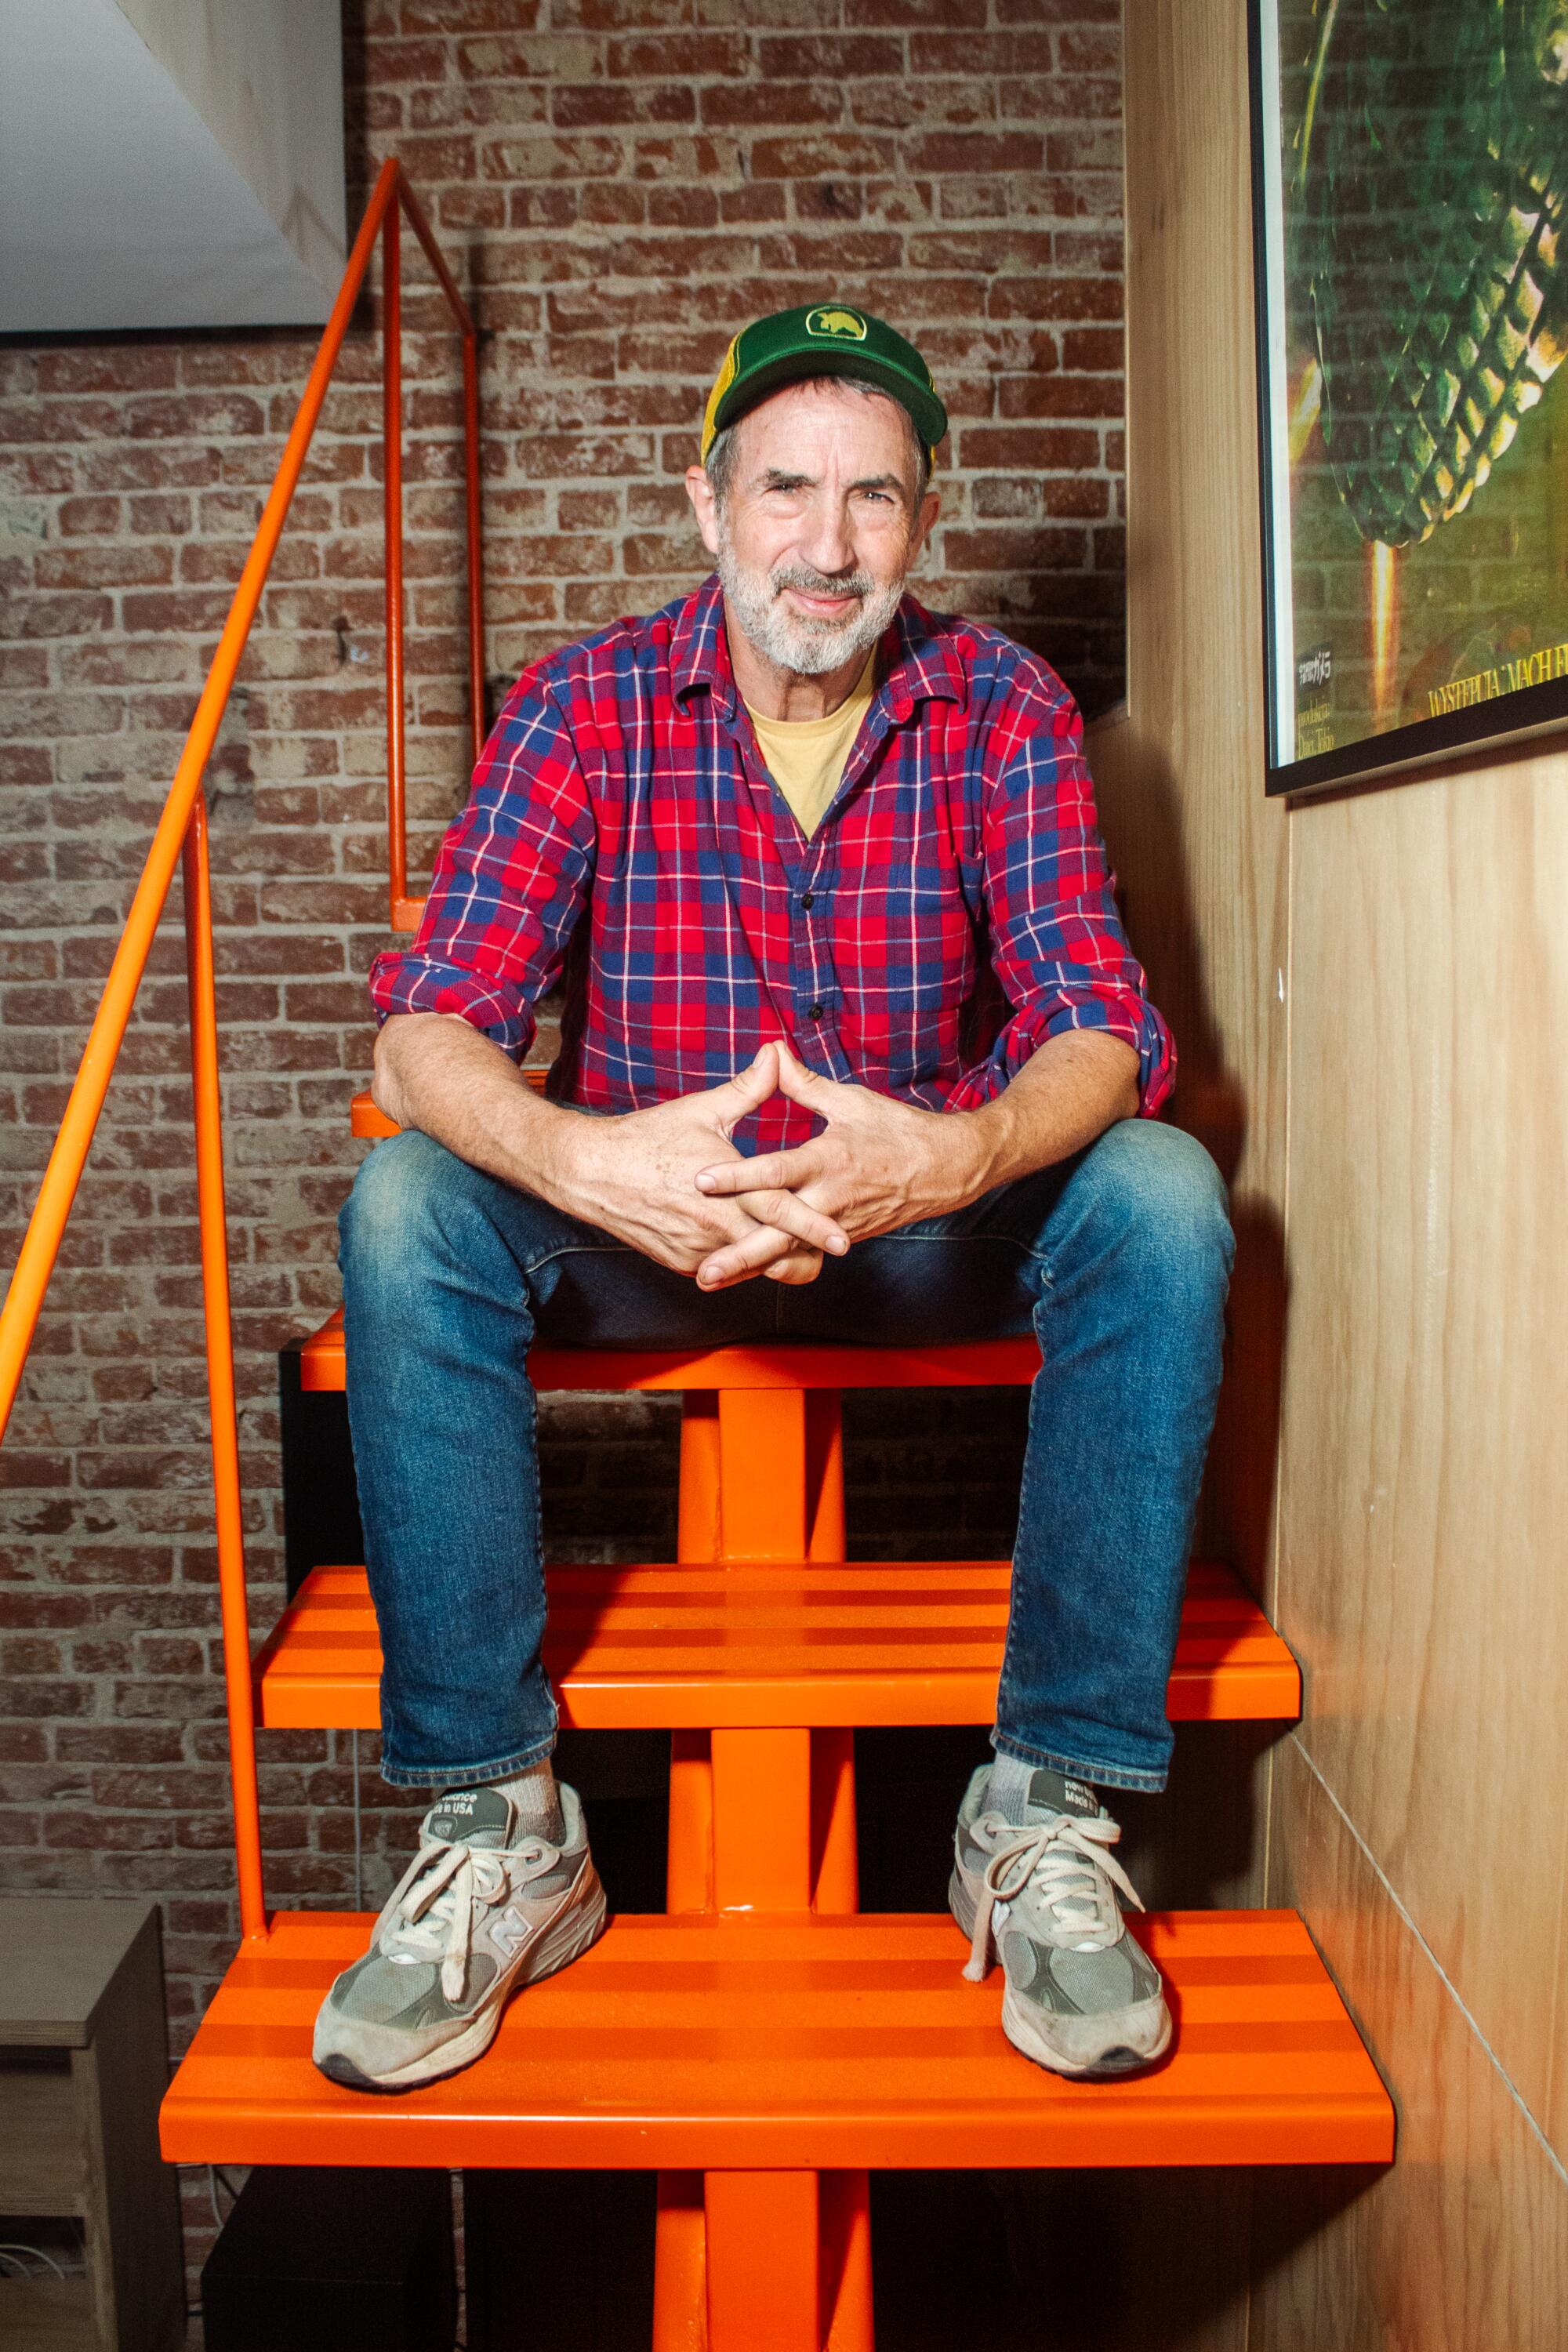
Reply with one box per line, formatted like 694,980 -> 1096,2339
0,0 -> 1122,2267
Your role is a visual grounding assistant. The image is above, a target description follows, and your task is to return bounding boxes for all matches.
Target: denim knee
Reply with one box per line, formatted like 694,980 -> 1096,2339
338,1128 -> 499,1294
1066,1119 -> 1235,1305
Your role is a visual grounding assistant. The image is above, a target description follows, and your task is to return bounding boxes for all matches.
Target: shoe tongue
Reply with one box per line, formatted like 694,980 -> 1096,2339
424,1785 -> 514,1851
1025,1766 -> 1102,1821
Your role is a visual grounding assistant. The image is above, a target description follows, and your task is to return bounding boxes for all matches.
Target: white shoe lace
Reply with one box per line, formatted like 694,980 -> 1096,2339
383,1836 -> 549,2001
962,1810 -> 1143,1984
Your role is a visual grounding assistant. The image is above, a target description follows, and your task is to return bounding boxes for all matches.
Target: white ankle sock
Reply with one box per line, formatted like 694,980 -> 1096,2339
495,1759 -> 564,1843
985,1752 -> 1038,1824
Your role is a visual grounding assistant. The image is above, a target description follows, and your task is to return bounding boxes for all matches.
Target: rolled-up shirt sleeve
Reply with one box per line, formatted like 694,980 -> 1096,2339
949,698 -> 1174,1116
368,674 -> 597,1064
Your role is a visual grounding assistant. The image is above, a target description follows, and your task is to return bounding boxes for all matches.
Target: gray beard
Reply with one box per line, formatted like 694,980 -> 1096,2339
714,529 -> 906,680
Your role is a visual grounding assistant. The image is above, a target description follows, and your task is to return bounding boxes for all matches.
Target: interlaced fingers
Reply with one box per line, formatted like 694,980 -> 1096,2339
383,1838 -> 540,2000
962,1811 -> 1143,1984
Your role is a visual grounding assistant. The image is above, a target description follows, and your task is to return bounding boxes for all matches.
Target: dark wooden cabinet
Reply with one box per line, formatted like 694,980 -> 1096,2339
0,1899 -> 183,2352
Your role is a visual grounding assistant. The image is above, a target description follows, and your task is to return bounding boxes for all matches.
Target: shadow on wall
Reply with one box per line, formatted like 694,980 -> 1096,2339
1090,716 -> 1288,1598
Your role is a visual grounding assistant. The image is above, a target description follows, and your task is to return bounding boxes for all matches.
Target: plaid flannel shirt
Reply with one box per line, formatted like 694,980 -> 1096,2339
369,577 -> 1174,1153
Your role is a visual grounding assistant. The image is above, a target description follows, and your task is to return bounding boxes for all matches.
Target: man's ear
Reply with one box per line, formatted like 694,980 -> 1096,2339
909,485 -> 940,566
684,464 -> 722,560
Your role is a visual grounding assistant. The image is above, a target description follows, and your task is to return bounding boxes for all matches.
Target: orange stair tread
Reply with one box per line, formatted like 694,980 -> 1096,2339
254,1559 -> 1301,1730
297,1305 -> 1041,1395
158,1907 -> 1393,2171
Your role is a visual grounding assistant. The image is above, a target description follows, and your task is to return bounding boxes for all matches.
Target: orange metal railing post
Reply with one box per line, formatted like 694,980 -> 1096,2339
390,170 -> 486,928
461,325 -> 486,769
383,197 -> 408,930
182,794 -> 267,1941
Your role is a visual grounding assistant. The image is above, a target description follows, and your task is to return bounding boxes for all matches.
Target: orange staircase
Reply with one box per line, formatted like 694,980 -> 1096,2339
164,1293 -> 1388,2348
162,1298 -> 1382,2343
0,157 -> 1392,2352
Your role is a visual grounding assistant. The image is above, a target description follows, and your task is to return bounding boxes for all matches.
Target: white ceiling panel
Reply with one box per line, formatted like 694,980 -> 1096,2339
0,0 -> 346,332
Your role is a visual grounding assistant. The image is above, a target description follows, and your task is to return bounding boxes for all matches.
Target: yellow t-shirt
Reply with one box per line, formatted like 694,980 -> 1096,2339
746,650 -> 877,838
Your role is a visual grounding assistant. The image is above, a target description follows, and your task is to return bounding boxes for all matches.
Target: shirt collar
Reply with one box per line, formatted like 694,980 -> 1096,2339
671,575 -> 735,714
672,574 -> 968,722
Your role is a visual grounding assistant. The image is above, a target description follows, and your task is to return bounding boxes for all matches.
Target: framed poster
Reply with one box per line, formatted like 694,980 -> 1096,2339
1250,1 -> 1568,796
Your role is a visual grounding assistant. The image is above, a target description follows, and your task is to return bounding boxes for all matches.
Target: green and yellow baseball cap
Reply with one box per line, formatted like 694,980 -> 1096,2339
700,303 -> 947,466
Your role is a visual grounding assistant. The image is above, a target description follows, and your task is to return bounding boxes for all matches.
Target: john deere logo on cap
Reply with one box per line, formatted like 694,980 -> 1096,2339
805,305 -> 868,341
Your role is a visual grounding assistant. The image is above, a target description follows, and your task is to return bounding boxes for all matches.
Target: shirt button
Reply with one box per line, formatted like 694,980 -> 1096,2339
807,1001 -> 826,1021
799,891 -> 815,909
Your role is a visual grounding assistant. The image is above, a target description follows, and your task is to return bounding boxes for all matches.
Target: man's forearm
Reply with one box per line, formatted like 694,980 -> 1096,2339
940,1031 -> 1142,1207
372,1011 -> 584,1207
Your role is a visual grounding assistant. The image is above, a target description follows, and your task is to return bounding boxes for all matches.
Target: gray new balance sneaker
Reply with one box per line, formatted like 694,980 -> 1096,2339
313,1780 -> 605,2092
950,1762 -> 1171,2078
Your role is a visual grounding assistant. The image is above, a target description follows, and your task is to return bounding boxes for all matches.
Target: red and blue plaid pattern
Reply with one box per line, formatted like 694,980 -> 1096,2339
369,578 -> 1174,1152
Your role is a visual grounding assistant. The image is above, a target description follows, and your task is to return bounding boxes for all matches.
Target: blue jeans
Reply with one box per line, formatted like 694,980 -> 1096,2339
339,1117 -> 1233,1797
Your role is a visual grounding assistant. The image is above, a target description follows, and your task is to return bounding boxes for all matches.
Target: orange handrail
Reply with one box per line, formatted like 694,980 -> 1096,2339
384,173 -> 486,929
384,196 -> 408,932
0,160 -> 485,1936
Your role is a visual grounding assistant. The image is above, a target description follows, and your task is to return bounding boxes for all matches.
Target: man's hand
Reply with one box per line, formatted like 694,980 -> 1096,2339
552,1044 -> 849,1287
372,1018 -> 846,1288
691,1031 -> 1142,1288
691,1043 -> 991,1287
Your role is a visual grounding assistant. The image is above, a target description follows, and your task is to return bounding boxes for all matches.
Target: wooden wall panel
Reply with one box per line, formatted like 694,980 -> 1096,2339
1278,757 -> 1568,2153
1253,1737 -> 1568,2352
1116,0 -> 1568,2339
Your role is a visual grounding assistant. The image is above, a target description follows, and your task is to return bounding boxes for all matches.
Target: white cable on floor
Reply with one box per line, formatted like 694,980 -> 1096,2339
0,2245 -> 66,2279
206,2165 -> 244,2233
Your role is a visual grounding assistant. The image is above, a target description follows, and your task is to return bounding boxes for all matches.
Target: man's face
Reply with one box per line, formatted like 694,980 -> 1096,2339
686,380 -> 939,678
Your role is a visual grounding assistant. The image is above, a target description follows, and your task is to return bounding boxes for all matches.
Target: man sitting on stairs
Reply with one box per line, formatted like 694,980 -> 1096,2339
311,304 -> 1235,2094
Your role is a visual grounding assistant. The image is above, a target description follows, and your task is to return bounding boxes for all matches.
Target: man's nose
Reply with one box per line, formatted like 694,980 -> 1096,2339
798,500 -> 857,579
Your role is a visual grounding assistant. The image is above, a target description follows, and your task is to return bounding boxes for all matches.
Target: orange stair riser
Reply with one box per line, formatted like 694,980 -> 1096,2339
667,1731 -> 715,1912
158,1910 -> 1395,2173
706,2172 -> 818,2352
653,2174 -> 706,2349
713,1727 -> 813,1908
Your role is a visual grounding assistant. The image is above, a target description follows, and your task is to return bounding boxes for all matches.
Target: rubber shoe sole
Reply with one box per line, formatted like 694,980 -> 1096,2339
316,1864 -> 608,2095
949,1864 -> 1172,2081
